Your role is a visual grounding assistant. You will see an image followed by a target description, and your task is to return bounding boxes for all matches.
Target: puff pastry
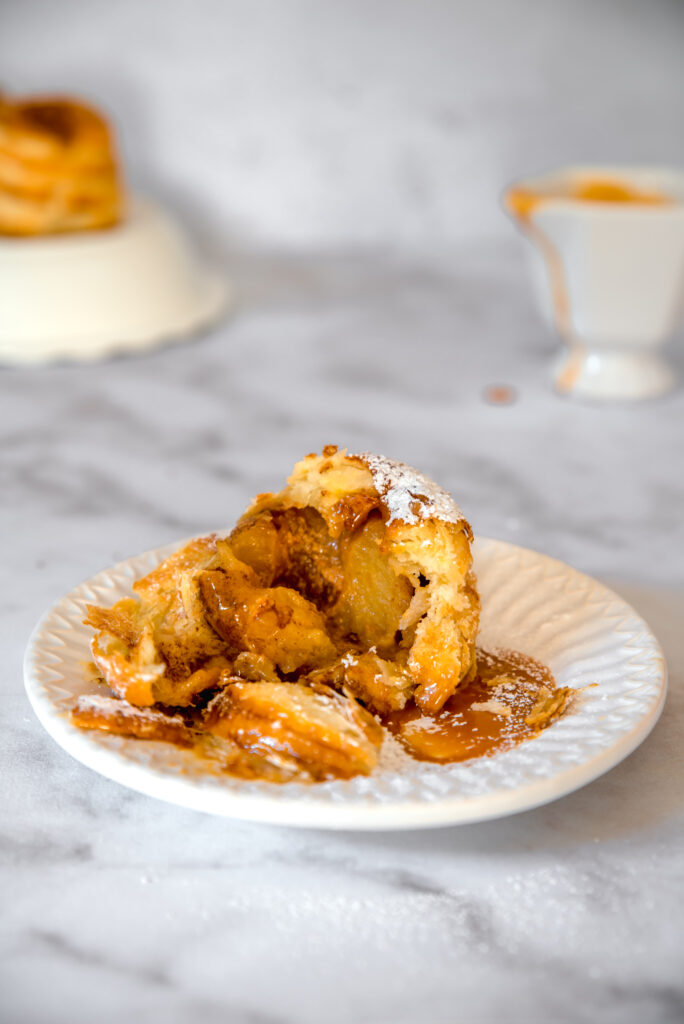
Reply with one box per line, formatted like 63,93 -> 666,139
0,93 -> 123,235
73,446 -> 481,781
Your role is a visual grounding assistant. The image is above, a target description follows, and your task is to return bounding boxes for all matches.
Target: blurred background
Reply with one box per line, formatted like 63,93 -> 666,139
3,0 -> 684,251
1,0 -> 683,576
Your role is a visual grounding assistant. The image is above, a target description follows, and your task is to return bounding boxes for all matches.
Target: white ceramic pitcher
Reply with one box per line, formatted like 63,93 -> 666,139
506,166 -> 684,400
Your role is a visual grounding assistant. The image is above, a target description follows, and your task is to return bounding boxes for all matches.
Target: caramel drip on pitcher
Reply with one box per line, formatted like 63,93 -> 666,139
505,176 -> 671,390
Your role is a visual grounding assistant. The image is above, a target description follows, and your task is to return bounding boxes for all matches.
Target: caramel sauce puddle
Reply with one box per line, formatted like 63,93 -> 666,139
384,647 -> 566,763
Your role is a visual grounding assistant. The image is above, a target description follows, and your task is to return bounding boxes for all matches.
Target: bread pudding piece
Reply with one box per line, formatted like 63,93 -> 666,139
198,547 -> 336,674
76,446 -> 479,781
0,93 -> 123,236
304,652 -> 415,718
226,446 -> 480,712
83,535 -> 233,707
71,694 -> 194,746
204,680 -> 383,780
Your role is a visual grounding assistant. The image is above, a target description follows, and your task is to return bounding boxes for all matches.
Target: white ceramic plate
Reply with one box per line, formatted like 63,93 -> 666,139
24,537 -> 666,830
0,198 -> 229,364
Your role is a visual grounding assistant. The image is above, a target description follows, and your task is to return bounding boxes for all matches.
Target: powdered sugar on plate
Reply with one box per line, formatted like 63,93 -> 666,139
74,693 -> 187,726
376,729 -> 417,773
354,452 -> 467,527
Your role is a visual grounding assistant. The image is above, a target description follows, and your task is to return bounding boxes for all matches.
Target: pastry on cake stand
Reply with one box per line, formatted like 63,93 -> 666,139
0,93 -> 229,363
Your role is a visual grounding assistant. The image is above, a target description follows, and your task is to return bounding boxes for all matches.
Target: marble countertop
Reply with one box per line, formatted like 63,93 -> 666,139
2,240 -> 684,1024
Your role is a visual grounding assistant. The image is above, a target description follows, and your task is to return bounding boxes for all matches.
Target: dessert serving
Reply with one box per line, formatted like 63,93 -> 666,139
70,447 -> 571,782
0,92 -> 123,236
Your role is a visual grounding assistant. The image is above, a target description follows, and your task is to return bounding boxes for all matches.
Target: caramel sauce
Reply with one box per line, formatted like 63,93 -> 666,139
384,648 -> 566,764
506,177 -> 671,219
21,101 -> 77,143
506,187 -> 572,340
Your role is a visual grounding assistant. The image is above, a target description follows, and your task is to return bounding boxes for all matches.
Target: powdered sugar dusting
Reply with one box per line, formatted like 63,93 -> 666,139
354,452 -> 466,527
74,694 -> 186,726
376,730 -> 417,772
471,699 -> 513,717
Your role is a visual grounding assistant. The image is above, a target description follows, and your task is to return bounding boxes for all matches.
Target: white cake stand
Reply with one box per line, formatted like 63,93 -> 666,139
0,198 -> 230,364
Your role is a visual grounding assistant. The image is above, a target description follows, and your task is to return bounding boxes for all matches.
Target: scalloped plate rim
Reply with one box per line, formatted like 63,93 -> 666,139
23,536 -> 667,830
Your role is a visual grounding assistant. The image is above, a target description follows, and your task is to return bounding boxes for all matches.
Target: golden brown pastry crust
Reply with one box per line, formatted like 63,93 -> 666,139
83,536 -> 234,708
238,447 -> 480,712
70,694 -> 193,746
204,680 -> 383,780
0,93 -> 123,236
75,446 -> 480,781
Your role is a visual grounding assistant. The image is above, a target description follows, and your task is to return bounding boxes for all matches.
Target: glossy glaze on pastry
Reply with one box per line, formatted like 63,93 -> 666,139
71,447 -> 570,782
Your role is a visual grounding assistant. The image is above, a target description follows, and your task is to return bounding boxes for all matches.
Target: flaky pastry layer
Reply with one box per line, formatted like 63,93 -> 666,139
74,446 -> 481,781
0,93 -> 123,236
